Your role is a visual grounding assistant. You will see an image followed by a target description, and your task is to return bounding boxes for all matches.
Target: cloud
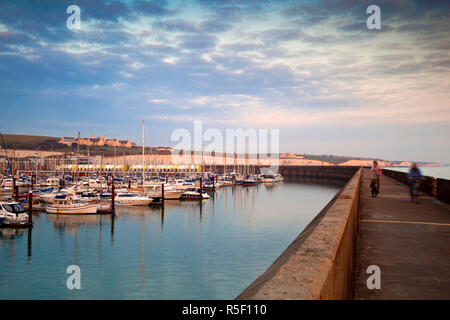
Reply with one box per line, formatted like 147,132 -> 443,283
150,99 -> 169,103
1,0 -> 450,162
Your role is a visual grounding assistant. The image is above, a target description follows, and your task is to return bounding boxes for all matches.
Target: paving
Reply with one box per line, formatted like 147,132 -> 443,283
354,169 -> 450,299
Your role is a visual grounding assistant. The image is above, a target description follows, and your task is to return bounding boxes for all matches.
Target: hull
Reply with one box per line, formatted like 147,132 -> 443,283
46,203 -> 98,214
0,220 -> 32,228
146,190 -> 184,200
242,180 -> 257,186
181,192 -> 210,200
164,191 -> 187,199
115,199 -> 152,206
39,194 -> 56,204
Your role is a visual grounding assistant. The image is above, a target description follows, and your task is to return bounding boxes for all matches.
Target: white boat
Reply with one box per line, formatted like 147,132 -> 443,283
274,173 -> 284,182
40,177 -> 61,186
1,178 -> 13,189
261,174 -> 275,183
114,193 -> 153,206
39,187 -> 76,204
46,195 -> 98,214
181,189 -> 210,200
217,178 -> 234,186
242,178 -> 257,186
170,180 -> 196,190
144,184 -> 185,200
261,173 -> 284,183
0,202 -> 30,226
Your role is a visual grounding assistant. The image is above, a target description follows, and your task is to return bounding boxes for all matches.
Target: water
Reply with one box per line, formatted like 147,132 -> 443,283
0,181 -> 342,299
385,166 -> 450,180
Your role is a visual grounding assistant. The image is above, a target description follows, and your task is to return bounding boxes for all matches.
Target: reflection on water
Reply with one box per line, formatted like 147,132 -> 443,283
0,181 -> 341,299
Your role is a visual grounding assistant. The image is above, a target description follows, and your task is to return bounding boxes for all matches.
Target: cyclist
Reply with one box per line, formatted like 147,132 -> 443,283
366,160 -> 382,197
407,163 -> 424,202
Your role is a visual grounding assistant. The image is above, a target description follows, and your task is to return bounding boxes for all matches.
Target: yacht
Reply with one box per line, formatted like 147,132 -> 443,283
145,184 -> 185,200
40,177 -> 61,187
181,188 -> 210,200
242,178 -> 257,186
114,193 -> 153,206
46,195 -> 98,214
1,178 -> 13,189
261,173 -> 284,183
261,174 -> 275,183
39,188 -> 76,204
0,202 -> 30,226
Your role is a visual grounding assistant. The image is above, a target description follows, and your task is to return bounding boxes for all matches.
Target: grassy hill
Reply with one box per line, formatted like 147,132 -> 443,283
0,134 -> 60,150
0,133 -> 162,156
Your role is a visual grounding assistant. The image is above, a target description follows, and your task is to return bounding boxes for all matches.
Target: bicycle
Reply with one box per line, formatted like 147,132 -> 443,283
409,178 -> 421,203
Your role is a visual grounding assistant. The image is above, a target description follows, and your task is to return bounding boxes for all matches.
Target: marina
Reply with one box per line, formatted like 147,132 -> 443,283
0,177 -> 342,299
1,0 -> 449,305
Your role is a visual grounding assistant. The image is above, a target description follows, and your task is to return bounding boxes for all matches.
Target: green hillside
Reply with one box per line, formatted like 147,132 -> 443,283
0,133 -> 163,156
0,134 -> 60,150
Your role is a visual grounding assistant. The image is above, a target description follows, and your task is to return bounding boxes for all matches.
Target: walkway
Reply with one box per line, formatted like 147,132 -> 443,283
355,169 -> 450,299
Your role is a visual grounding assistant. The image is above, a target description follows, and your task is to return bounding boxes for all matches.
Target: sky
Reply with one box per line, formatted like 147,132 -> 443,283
0,0 -> 449,163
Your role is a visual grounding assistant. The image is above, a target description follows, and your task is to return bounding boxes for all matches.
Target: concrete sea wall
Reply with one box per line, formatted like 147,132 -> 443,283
237,168 -> 362,300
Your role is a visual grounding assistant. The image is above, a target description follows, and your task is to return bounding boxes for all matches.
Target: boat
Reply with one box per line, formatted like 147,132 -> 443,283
114,193 -> 153,206
0,202 -> 30,227
202,183 -> 216,191
242,178 -> 257,186
202,177 -> 218,190
144,184 -> 185,200
1,178 -> 13,189
40,177 -> 61,186
39,188 -> 76,204
261,173 -> 284,183
46,195 -> 98,214
261,174 -> 275,183
181,188 -> 210,200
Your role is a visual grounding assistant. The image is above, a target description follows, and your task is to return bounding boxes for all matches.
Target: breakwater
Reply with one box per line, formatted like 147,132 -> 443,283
382,168 -> 450,204
237,168 -> 362,299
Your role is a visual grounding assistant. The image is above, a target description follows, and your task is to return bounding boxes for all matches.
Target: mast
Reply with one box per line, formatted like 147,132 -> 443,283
76,131 -> 80,186
87,135 -> 90,187
201,142 -> 204,178
142,120 -> 145,186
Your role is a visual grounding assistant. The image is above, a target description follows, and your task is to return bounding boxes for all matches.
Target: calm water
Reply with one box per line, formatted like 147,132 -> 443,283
385,166 -> 450,179
0,181 -> 341,299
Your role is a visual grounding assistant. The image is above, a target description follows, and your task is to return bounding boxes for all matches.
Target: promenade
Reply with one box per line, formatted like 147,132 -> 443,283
355,169 -> 450,299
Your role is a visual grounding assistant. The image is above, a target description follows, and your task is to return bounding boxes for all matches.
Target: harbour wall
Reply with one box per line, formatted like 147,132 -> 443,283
278,165 -> 359,181
237,167 -> 362,300
382,168 -> 450,204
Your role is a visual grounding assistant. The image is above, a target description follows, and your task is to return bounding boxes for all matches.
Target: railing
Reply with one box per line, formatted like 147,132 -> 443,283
382,168 -> 450,202
437,178 -> 450,204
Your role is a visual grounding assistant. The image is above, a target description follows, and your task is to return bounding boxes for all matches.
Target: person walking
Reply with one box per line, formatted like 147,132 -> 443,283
366,160 -> 382,197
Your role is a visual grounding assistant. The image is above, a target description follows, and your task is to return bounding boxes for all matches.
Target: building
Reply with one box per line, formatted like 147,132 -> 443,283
119,140 -> 132,148
280,153 -> 298,159
156,147 -> 173,155
59,135 -> 136,148
59,137 -> 76,146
